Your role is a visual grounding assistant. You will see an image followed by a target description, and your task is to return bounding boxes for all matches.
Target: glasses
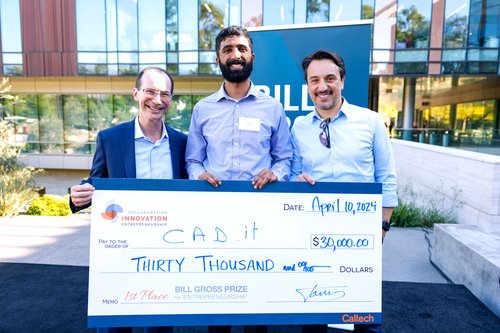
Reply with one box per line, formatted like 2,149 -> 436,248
142,88 -> 172,100
319,118 -> 331,148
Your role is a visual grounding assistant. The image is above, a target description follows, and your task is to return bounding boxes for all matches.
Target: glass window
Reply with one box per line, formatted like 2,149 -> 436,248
199,0 -> 229,50
88,95 -> 114,140
377,77 -> 404,133
443,0 -> 469,48
106,0 -> 118,52
63,95 -> 89,154
167,95 -> 207,133
166,0 -> 179,50
466,61 -> 498,73
199,51 -> 217,63
394,62 -> 428,74
199,63 -> 220,75
178,0 -> 198,50
179,51 -> 198,63
76,0 -> 106,51
77,53 -> 107,64
294,0 -> 307,23
113,95 -> 138,125
229,0 -> 241,26
117,0 -> 138,51
242,0 -> 262,26
0,0 -> 22,52
362,0 -> 375,19
442,62 -> 466,73
179,64 -> 198,75
307,0 -> 329,23
0,0 -> 22,75
396,0 -> 432,49
118,52 -> 139,63
2,53 -> 22,64
38,95 -> 64,154
442,49 -> 467,61
455,100 -> 496,132
139,52 -> 167,64
372,50 -> 392,62
11,95 -> 40,153
423,105 -> 451,128
372,0 -> 397,50
138,0 -> 166,51
467,49 -> 499,61
395,50 -> 428,62
330,0 -> 361,21
468,0 -> 500,48
263,0 -> 294,25
118,64 -> 140,75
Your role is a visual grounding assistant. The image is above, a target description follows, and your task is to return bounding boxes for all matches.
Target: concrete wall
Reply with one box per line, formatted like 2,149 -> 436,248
20,154 -> 92,195
391,139 -> 500,229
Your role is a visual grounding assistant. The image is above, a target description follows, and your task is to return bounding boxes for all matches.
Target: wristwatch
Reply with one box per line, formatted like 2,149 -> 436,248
382,220 -> 391,232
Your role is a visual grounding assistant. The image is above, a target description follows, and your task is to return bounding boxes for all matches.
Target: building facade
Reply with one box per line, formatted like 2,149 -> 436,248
0,0 -> 499,193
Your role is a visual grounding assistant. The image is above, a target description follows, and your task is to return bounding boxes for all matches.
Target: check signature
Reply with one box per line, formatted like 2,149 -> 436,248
295,284 -> 346,302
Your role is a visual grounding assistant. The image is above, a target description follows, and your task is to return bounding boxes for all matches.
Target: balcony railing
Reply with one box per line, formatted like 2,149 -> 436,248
394,128 -> 500,156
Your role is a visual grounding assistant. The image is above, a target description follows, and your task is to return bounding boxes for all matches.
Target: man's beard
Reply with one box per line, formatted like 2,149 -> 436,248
219,59 -> 253,83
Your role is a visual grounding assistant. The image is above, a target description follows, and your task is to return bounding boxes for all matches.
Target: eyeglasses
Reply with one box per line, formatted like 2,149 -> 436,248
319,118 -> 331,148
142,88 -> 172,100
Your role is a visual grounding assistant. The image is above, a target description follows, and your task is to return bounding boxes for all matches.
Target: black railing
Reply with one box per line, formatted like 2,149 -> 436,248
395,128 -> 500,156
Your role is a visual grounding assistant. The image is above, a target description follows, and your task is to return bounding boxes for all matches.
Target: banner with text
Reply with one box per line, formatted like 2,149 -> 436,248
249,21 -> 372,125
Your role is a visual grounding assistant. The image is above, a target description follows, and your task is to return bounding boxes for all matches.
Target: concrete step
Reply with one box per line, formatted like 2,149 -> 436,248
431,224 -> 500,318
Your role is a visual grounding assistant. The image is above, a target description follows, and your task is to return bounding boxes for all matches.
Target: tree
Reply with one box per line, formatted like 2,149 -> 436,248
396,5 -> 431,48
0,78 -> 42,217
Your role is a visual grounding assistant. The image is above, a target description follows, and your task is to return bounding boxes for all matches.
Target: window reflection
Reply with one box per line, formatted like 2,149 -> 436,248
6,93 -> 206,154
138,0 -> 166,52
117,0 -> 138,51
263,0 -> 294,25
330,0 -> 361,21
38,95 -> 64,154
178,0 -> 198,51
0,0 -> 23,75
307,0 -> 329,23
443,0 -> 469,48
199,1 -> 229,50
362,0 -> 375,19
468,0 -> 500,48
63,95 -> 89,154
396,0 -> 432,49
242,0 -> 262,27
166,0 -> 179,51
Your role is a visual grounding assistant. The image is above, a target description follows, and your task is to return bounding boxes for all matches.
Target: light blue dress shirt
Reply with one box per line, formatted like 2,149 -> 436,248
186,82 -> 292,181
134,116 -> 173,179
291,99 -> 398,207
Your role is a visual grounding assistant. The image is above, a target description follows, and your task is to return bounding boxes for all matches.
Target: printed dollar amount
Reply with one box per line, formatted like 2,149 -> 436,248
311,234 -> 374,251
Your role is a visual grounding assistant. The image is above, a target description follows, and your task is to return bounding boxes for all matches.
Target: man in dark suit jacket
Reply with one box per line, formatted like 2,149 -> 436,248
69,67 -> 186,333
70,66 -> 187,213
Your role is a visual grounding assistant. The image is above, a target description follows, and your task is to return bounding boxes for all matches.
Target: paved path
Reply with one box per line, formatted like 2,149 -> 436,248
0,214 -> 448,284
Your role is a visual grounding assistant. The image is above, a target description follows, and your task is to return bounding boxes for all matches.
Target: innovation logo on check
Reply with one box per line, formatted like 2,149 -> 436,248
101,203 -> 123,222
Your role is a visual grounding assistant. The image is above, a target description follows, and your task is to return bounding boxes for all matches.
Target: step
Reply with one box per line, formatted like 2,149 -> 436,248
431,224 -> 500,318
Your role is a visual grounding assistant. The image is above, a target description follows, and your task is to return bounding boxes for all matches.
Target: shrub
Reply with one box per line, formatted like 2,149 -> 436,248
391,182 -> 463,228
27,194 -> 71,216
0,120 -> 42,217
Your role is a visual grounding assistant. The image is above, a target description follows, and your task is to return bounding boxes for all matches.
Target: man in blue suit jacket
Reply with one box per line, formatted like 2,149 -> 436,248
69,67 -> 186,333
70,66 -> 187,213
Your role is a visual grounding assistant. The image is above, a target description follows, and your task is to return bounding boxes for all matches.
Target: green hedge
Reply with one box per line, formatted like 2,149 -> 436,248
27,195 -> 71,216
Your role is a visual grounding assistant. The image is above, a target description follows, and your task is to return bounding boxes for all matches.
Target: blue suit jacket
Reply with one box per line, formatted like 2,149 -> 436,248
70,119 -> 187,212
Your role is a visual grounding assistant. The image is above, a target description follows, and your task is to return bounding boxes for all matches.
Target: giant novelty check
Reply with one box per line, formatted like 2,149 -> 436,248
88,179 -> 382,328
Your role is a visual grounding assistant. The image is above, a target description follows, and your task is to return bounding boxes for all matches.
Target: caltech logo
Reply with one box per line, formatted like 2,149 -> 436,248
101,203 -> 123,222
